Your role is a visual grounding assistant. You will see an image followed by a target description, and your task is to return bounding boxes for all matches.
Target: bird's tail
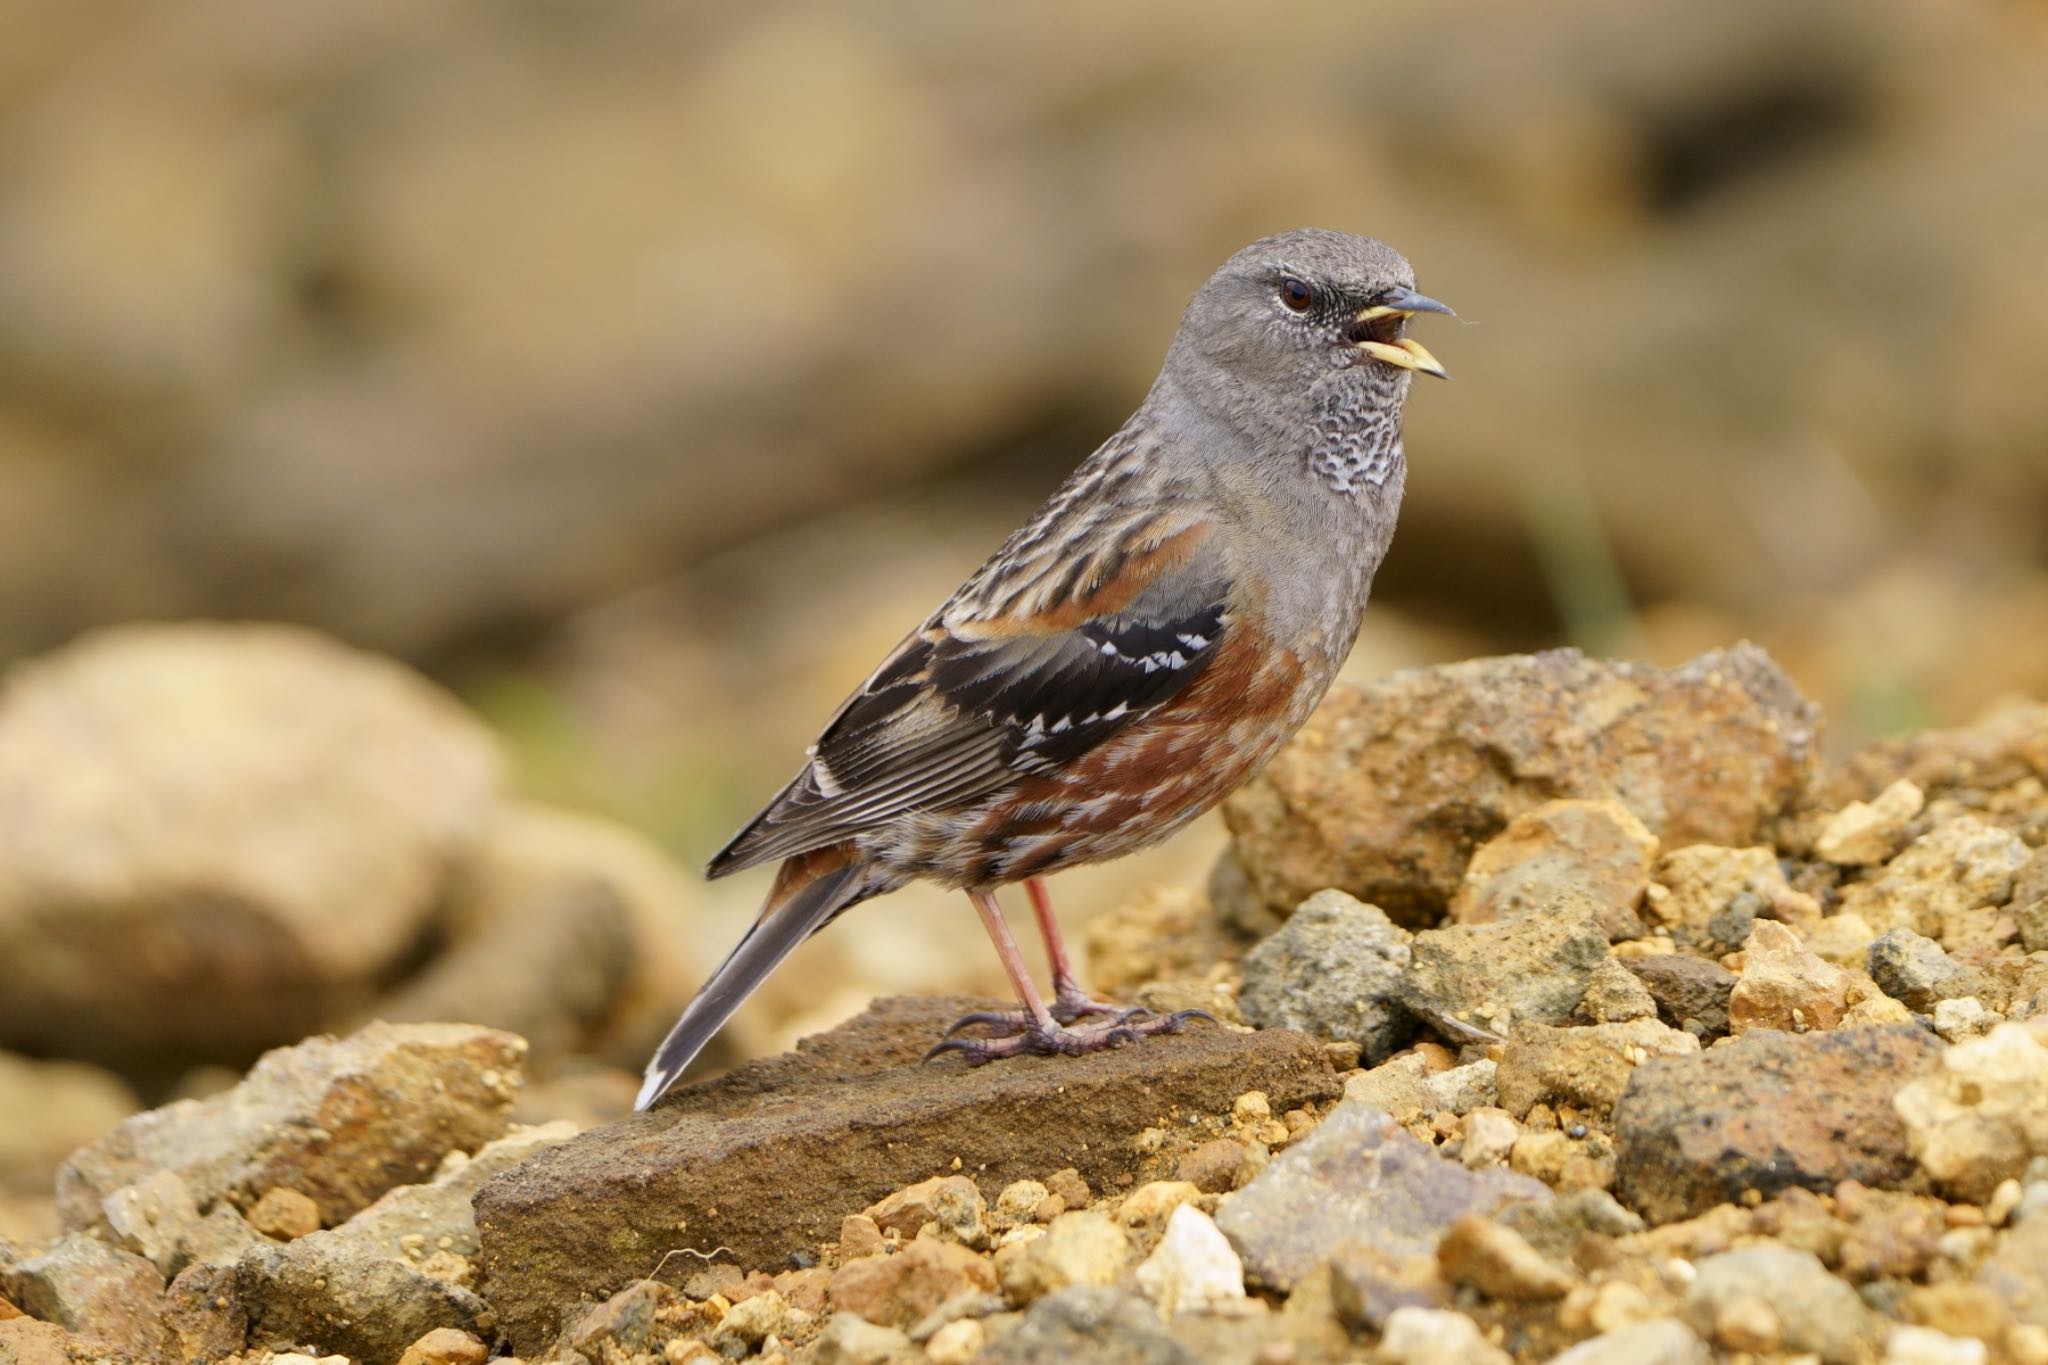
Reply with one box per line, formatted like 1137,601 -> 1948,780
636,843 -> 871,1111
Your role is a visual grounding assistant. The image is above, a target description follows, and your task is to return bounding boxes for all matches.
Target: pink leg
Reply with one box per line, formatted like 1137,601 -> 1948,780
968,888 -> 1059,1034
1025,877 -> 1123,1015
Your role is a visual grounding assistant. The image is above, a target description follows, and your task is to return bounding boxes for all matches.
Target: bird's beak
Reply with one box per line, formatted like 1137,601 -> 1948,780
1351,286 -> 1454,380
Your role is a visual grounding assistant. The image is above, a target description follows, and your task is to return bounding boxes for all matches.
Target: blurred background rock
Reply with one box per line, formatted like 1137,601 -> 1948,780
0,0 -> 2044,1155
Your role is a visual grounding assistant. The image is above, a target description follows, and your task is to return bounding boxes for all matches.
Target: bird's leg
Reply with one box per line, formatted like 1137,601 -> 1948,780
930,888 -> 1210,1063
1023,877 -> 1145,1023
937,880 -> 1145,1036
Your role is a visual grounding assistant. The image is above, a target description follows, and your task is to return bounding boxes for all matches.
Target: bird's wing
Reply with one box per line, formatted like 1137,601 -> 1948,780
707,506 -> 1233,878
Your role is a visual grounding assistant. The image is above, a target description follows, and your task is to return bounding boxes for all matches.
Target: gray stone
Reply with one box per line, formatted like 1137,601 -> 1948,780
237,1123 -> 575,1363
1237,890 -> 1415,1063
977,1287 -> 1197,1365
1325,1243 -> 1449,1331
182,1204 -> 271,1269
1400,909 -> 1611,1037
1621,954 -> 1736,1037
0,1233 -> 166,1360
1213,1101 -> 1548,1291
100,1168 -> 200,1278
58,1020 -> 525,1234
1685,1245 -> 1878,1363
1868,929 -> 1983,1012
475,995 -> 1340,1352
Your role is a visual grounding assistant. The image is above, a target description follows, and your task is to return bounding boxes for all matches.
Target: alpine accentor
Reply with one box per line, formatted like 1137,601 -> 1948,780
639,228 -> 1449,1108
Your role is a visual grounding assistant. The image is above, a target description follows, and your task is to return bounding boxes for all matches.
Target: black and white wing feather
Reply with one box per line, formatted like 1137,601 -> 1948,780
707,509 -> 1231,878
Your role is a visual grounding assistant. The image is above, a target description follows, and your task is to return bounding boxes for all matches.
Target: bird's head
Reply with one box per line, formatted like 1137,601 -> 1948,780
1169,228 -> 1453,411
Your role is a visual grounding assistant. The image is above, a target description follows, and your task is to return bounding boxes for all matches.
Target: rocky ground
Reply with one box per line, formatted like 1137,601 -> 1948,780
4,629 -> 2048,1364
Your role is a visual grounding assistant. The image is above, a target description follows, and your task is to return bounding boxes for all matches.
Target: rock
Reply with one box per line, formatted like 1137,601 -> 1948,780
1730,918 -> 1873,1033
1343,1054 -> 1432,1121
560,1278 -> 683,1359
1614,1023 -> 1943,1222
1134,1205 -> 1245,1317
1576,959 -> 1658,1024
996,1210 -> 1129,1305
1082,885 -> 1242,999
2015,848 -> 2048,953
371,851 -> 635,1072
832,1241 -> 1001,1330
1686,1245 -> 1879,1363
1547,1318 -> 1708,1364
924,1318 -> 984,1365
1223,646 -> 1821,922
1175,1139 -> 1251,1194
1213,1100 -> 1548,1291
1436,1214 -> 1575,1301
1816,779 -> 1926,866
863,1175 -> 989,1249
400,801 -> 706,1072
1114,1182 -> 1201,1230
0,1319 -> 120,1365
163,1261 -> 248,1365
235,1122 -> 575,1362
1497,1187 -> 1643,1260
1427,1059 -> 1501,1116
1894,1018 -> 2048,1202
1462,1109 -> 1521,1169
1401,909 -> 1611,1036
809,1312 -> 917,1365
1236,890 -> 1415,1063
473,994 -> 1338,1351
1044,1169 -> 1091,1209
1621,954 -> 1737,1037
59,1021 -> 523,1234
1840,817 -> 2031,939
1326,1243 -> 1450,1330
1830,706 -> 2048,808
1379,1305 -> 1512,1365
716,1288 -> 791,1348
396,1327 -> 488,1365
0,1054 -> 135,1201
1885,1325 -> 1991,1365
1450,798 -> 1657,940
181,1204 -> 268,1270
976,1286 -> 1195,1364
244,1187 -> 321,1241
1933,996 -> 1999,1042
992,1182 -> 1050,1227
1974,1204 -> 2048,1329
0,623 -> 503,1074
0,1234 -> 164,1359
1869,929 -> 1986,1012
100,1168 -> 201,1278
1497,1019 -> 1699,1120
1645,845 -> 1819,953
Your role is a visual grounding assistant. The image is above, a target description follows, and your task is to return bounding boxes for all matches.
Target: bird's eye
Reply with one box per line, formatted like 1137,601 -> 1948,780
1279,277 -> 1314,312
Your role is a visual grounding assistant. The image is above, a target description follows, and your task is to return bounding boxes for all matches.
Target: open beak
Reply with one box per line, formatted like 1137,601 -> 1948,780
1351,286 -> 1454,380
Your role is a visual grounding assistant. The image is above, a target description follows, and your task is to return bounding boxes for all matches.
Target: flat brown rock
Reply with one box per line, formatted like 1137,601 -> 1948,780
474,996 -> 1340,1352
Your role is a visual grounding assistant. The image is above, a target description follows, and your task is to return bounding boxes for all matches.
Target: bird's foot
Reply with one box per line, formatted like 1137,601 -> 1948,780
938,987 -> 1143,1039
926,1008 -> 1212,1063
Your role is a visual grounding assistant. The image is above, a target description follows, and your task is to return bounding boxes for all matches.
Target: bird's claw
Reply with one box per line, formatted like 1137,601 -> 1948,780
925,1009 -> 1212,1064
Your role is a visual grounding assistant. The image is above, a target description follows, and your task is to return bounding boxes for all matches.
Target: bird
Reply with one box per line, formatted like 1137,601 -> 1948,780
638,228 -> 1450,1110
